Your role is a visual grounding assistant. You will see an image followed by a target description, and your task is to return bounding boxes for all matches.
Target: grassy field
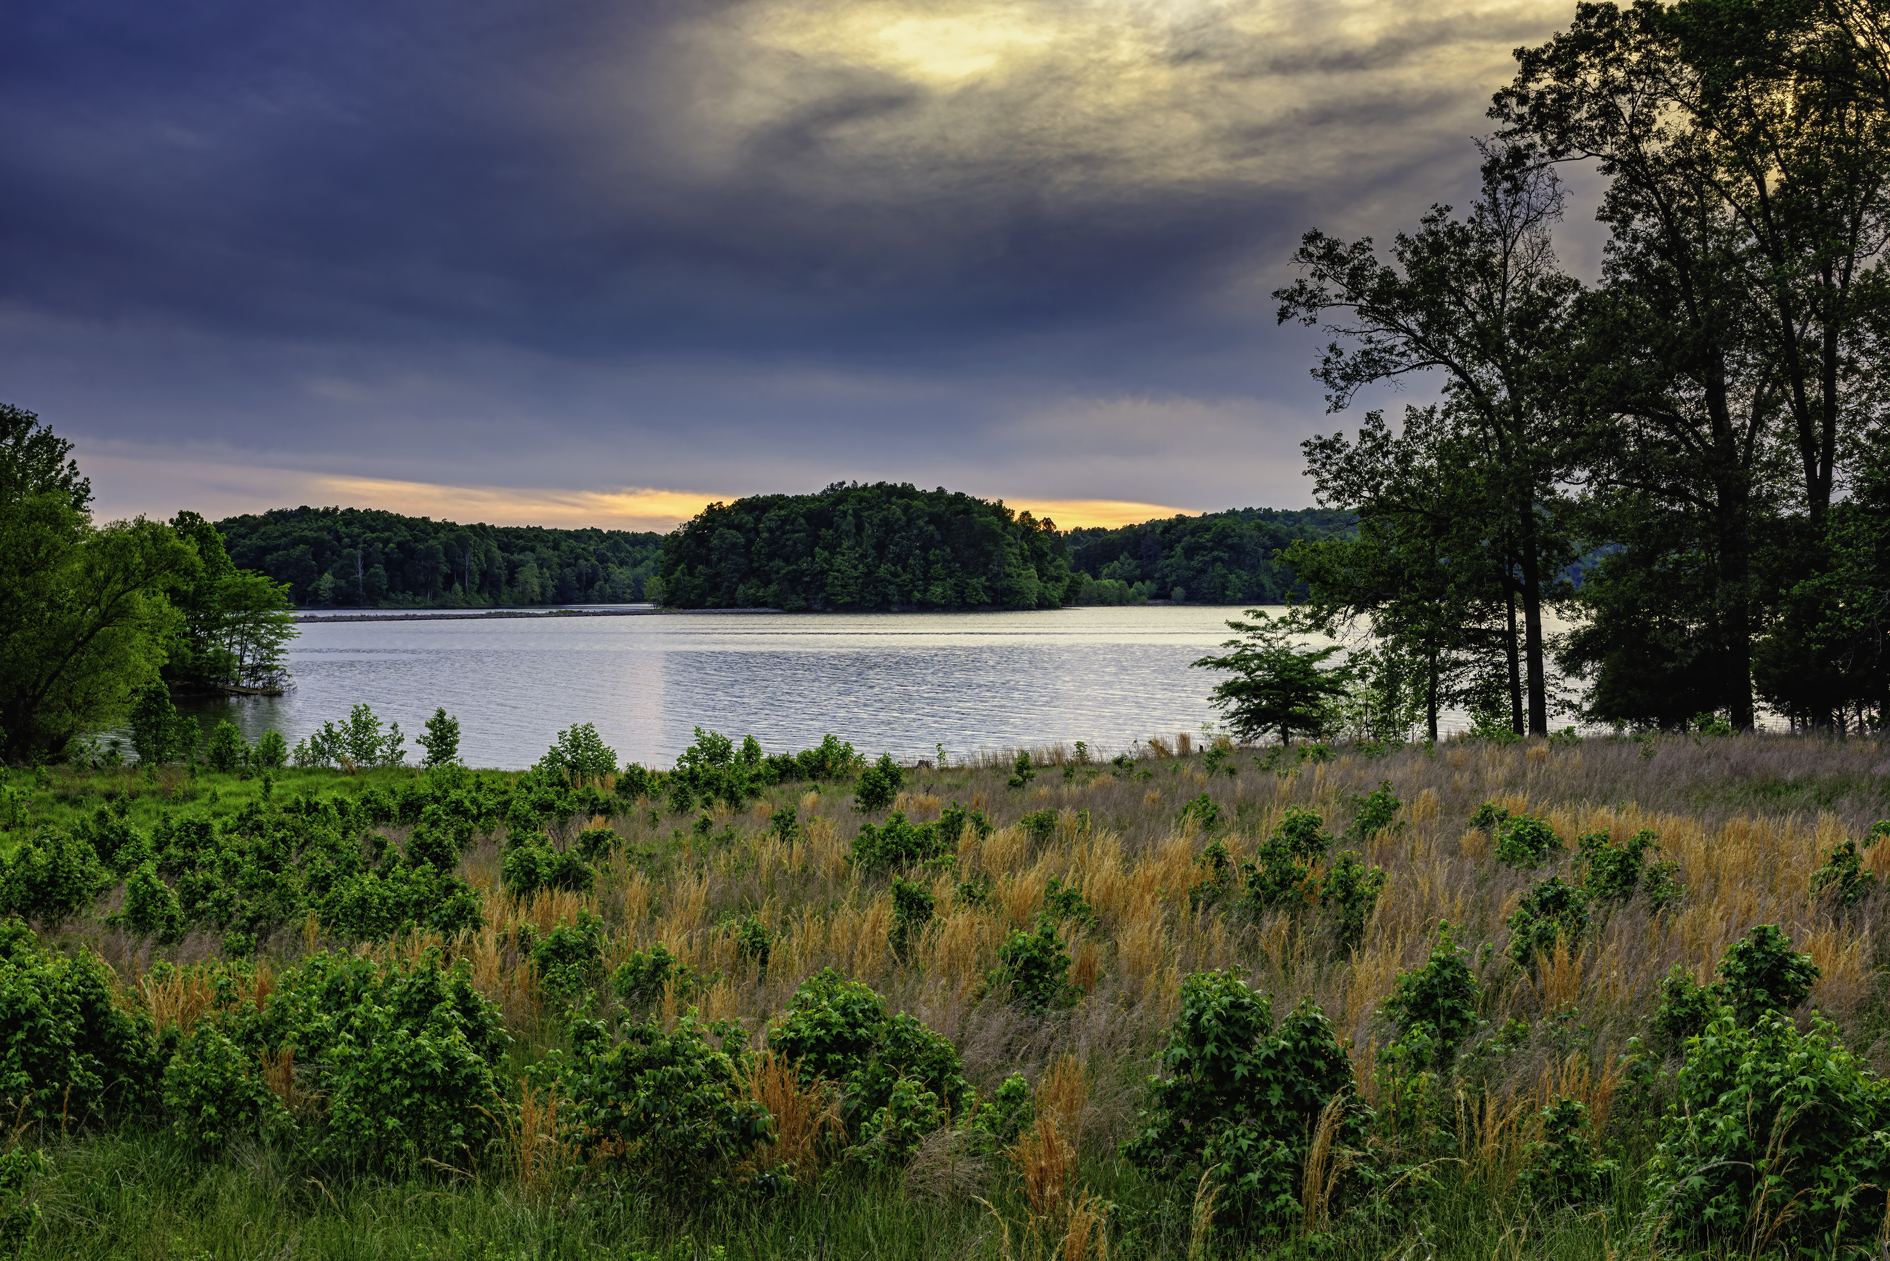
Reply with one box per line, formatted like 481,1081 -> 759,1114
3,730 -> 1889,1260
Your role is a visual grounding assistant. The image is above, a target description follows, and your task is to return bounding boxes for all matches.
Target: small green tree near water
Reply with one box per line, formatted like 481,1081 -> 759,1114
1192,608 -> 1354,745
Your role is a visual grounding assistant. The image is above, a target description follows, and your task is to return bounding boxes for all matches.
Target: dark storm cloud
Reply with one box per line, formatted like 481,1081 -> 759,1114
0,0 -> 1579,517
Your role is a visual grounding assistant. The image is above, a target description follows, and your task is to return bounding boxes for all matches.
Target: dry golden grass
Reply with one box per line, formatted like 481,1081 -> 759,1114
746,1049 -> 845,1185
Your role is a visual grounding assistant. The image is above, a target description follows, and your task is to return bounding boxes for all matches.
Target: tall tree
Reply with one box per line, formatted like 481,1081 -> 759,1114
1291,407 -> 1523,741
1494,0 -> 1890,728
1275,145 -> 1583,734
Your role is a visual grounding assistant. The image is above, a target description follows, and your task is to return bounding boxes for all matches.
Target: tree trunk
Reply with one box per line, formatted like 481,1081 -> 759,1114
1518,506 -> 1549,736
1505,584 -> 1524,735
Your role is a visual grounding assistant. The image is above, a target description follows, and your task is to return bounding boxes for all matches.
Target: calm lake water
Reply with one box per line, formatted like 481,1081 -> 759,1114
179,606 -> 1269,769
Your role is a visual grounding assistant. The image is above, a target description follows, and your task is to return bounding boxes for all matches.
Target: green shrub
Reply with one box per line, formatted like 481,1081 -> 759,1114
1124,971 -> 1370,1226
0,830 -> 108,928
1189,839 -> 1234,911
162,1020 -> 289,1158
1345,780 -> 1402,841
1319,850 -> 1386,950
1506,875 -> 1590,968
128,684 -> 199,766
0,1146 -> 47,1257
853,753 -> 904,812
204,721 -> 248,773
532,910 -> 606,1005
987,919 -> 1081,1011
572,1015 -> 771,1191
0,920 -> 161,1127
973,1071 -> 1034,1146
1717,923 -> 1818,1026
848,813 -> 947,873
575,827 -> 617,863
766,970 -> 971,1131
852,1075 -> 947,1170
1382,923 -> 1481,1070
252,729 -> 289,770
1042,876 -> 1098,932
1177,793 -> 1220,832
1237,808 -> 1333,917
613,943 -> 700,1011
1019,809 -> 1059,843
113,860 -> 185,945
1652,963 -> 1718,1050
1643,1009 -> 1890,1254
1469,802 -> 1510,833
1006,751 -> 1037,789
500,839 -> 594,898
937,802 -> 994,846
253,950 -> 505,1174
537,723 -> 617,787
1518,1098 -> 1615,1205
1494,815 -> 1562,868
1810,839 -> 1875,908
889,878 -> 935,962
955,870 -> 994,911
725,915 -> 772,971
1574,828 -> 1662,904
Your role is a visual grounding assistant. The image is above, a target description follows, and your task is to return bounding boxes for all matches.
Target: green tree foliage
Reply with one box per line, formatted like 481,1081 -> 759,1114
0,409 -> 195,762
1506,875 -> 1590,968
127,684 -> 201,767
848,813 -> 948,872
1064,507 -> 1355,606
1519,1098 -> 1616,1205
0,830 -> 109,928
416,708 -> 460,769
203,721 -> 247,773
291,704 -> 406,770
1493,814 -> 1563,868
1124,971 -> 1371,1225
214,505 -> 664,607
1192,609 -> 1354,745
1276,144 -> 1582,737
164,511 -> 296,691
888,877 -> 934,962
657,482 -> 1073,611
536,722 -> 615,787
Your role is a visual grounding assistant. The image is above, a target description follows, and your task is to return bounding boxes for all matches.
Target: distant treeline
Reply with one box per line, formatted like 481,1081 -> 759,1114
1065,508 -> 1357,605
215,495 -> 1356,611
215,507 -> 664,607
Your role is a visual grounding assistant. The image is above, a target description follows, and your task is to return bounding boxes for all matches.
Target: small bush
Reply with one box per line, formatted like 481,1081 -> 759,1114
1319,850 -> 1386,950
1382,923 -> 1481,1070
1124,971 -> 1371,1225
113,861 -> 185,945
889,878 -> 934,962
1575,828 -> 1661,904
0,830 -> 108,928
416,708 -> 461,769
1652,964 -> 1718,1050
1177,792 -> 1220,832
973,1071 -> 1034,1146
204,721 -> 248,773
1519,1098 -> 1615,1205
1345,780 -> 1402,841
1717,923 -> 1818,1026
766,970 -> 972,1133
987,919 -> 1081,1011
1644,1008 -> 1890,1254
162,1020 -> 289,1158
1042,876 -> 1098,932
1469,802 -> 1511,832
573,1015 -> 771,1192
1018,809 -> 1059,844
532,911 -> 606,1006
937,802 -> 994,846
1810,839 -> 1875,908
1005,751 -> 1036,789
613,943 -> 701,1011
1494,815 -> 1562,868
1506,875 -> 1590,968
500,840 -> 594,899
849,813 -> 947,873
853,753 -> 904,812
1189,839 -> 1234,911
726,915 -> 772,971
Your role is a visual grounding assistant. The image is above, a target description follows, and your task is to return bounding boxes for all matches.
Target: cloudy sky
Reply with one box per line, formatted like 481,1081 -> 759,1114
4,0 -> 1588,530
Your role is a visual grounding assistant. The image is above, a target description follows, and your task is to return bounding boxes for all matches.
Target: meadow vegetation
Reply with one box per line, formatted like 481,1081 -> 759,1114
0,720 -> 1885,1259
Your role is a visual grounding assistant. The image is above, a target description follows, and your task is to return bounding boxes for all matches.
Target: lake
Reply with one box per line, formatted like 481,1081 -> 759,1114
178,605 -> 1269,769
